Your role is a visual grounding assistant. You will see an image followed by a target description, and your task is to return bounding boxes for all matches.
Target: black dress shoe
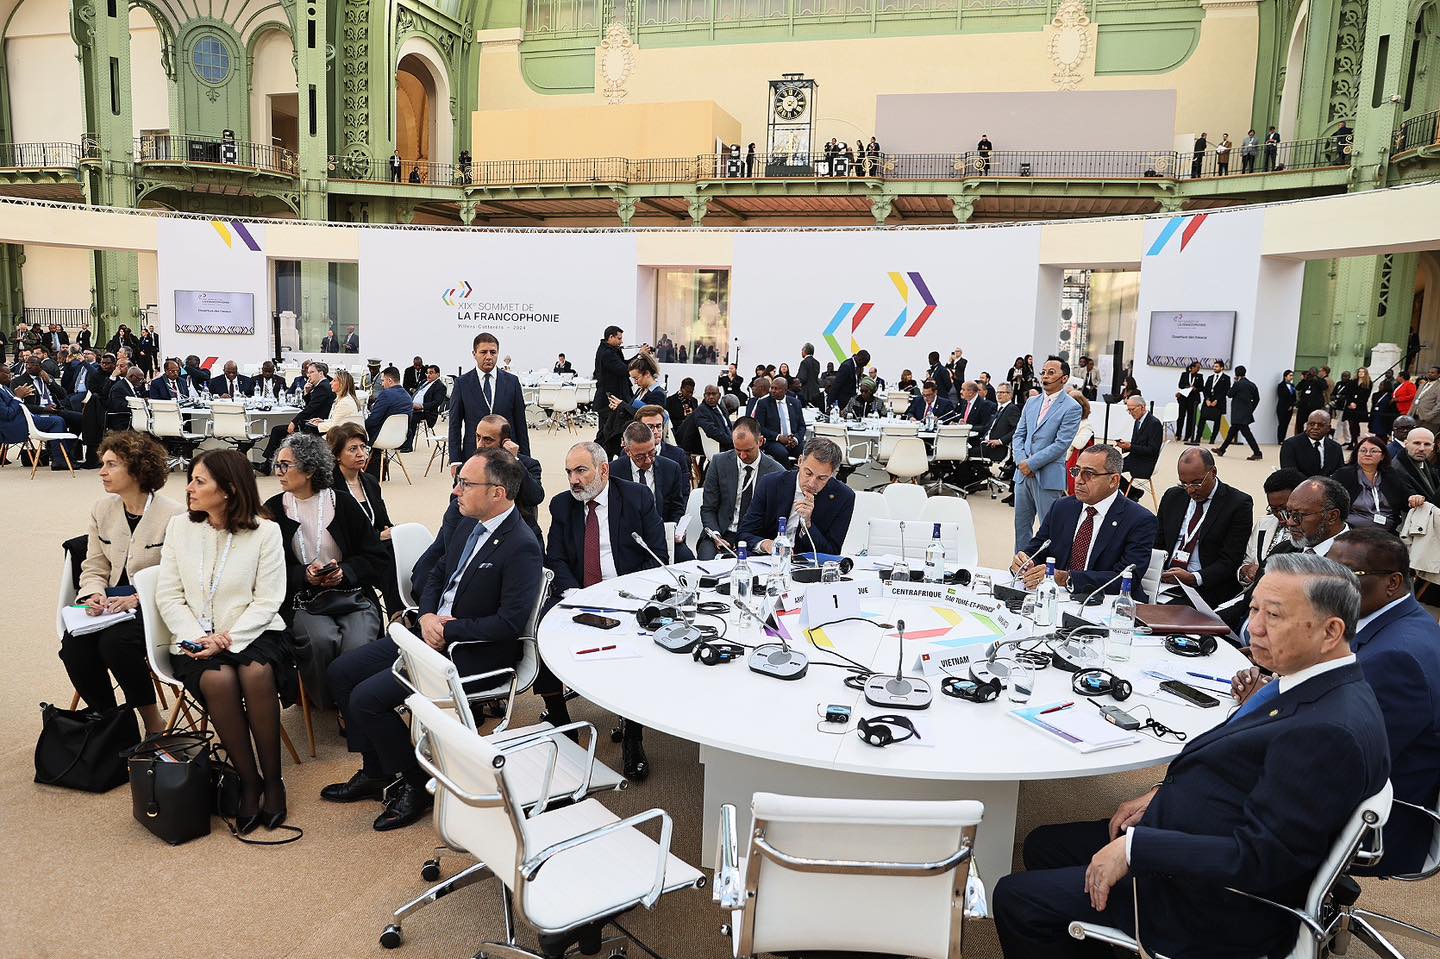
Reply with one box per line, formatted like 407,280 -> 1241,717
622,727 -> 650,782
261,781 -> 287,829
321,769 -> 387,803
373,781 -> 433,831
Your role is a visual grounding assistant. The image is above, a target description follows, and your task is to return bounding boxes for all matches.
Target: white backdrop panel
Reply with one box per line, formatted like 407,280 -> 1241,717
360,229 -> 639,377
157,218 -> 269,364
729,228 -> 1046,390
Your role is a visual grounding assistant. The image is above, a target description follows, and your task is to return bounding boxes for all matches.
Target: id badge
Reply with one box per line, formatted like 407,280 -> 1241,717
1172,549 -> 1191,565
1373,513 -> 1390,526
197,616 -> 213,634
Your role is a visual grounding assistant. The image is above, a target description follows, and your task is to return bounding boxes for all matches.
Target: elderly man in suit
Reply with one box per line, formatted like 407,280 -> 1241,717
740,437 -> 855,556
1154,447 -> 1254,609
1116,394 -> 1163,500
953,380 -> 995,432
691,384 -> 733,454
611,420 -> 693,562
1279,409 -> 1344,477
795,343 -> 822,408
995,553 -> 1389,959
543,441 -> 666,780
405,364 -> 448,450
208,360 -> 253,399
700,417 -> 784,560
1010,357 -> 1084,550
0,364 -> 73,468
981,383 -> 1021,456
1010,445 -> 1157,601
323,449 -> 542,831
148,358 -> 199,401
1215,364 -> 1262,459
449,332 -> 531,474
754,375 -> 807,467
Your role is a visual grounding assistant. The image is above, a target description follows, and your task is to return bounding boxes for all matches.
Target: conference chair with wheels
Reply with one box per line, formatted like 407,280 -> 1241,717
208,402 -> 266,456
867,518 -> 968,568
387,522 -> 435,622
883,481 -> 930,521
1346,794 -> 1440,956
842,490 -> 890,556
713,792 -> 986,959
875,422 -> 920,471
403,695 -> 703,959
147,399 -> 206,471
1069,780 -> 1393,959
1141,548 -> 1165,603
921,496 -> 979,569
133,566 -> 315,761
929,425 -> 972,496
126,396 -> 151,434
886,392 -> 915,417
20,404 -> 78,478
882,436 -> 930,487
811,422 -> 869,481
372,413 -> 413,484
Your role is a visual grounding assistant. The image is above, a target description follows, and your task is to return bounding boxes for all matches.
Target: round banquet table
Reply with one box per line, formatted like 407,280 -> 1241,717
537,559 -> 1249,881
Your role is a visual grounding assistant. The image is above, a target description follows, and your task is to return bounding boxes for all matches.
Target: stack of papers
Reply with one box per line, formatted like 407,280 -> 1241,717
1010,702 -> 1141,753
60,605 -> 136,637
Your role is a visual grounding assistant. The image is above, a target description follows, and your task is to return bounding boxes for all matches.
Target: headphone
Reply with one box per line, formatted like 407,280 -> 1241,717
636,603 -> 681,631
856,715 -> 920,747
941,675 -> 1002,703
1072,668 -> 1133,702
1164,634 -> 1218,657
692,641 -> 745,666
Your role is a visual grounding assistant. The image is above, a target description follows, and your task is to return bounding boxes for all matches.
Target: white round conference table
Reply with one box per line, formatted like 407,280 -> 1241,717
537,560 -> 1249,881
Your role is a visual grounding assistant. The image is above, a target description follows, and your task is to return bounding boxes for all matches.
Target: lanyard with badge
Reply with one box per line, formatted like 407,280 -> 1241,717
198,530 -> 235,634
1172,500 -> 1208,567
1362,474 -> 1389,525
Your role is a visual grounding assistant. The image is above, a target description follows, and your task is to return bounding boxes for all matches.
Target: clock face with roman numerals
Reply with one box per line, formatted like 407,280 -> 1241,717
773,83 -> 809,121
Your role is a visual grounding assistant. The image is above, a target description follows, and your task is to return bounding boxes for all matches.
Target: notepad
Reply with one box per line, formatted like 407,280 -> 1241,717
61,605 -> 136,637
1010,702 -> 1141,753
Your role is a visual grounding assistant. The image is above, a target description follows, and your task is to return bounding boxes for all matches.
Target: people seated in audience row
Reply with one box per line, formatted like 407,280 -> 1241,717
699,417 -> 784,561
740,436 -> 854,556
613,421 -> 693,562
1118,394 -> 1163,499
260,362 -> 334,472
326,422 -> 402,614
754,376 -> 806,467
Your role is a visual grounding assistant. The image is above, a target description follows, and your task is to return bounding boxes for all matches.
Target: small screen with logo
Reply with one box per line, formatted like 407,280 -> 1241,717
174,290 -> 255,335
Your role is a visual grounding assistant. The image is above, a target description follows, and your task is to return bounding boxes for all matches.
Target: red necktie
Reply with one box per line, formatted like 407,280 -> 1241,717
1069,506 -> 1098,574
583,501 -> 602,587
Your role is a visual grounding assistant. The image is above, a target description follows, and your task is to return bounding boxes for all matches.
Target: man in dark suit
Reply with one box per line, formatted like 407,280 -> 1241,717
0,364 -> 74,468
45,323 -> 68,353
1279,410 -> 1344,476
691,384 -> 733,453
905,379 -> 957,423
365,366 -> 413,466
926,351 -> 953,399
665,377 -> 698,427
1117,394 -> 1164,499
829,349 -> 868,412
543,440 -> 666,780
207,360 -> 252,399
740,437 -> 856,556
321,328 -> 339,353
995,553 -> 1389,959
954,381 -> 995,432
260,364 -> 333,469
553,353 -> 574,375
592,326 -> 633,456
949,349 -> 968,393
795,344 -> 822,408
1323,529 -> 1440,875
1215,364 -> 1262,459
106,366 -> 146,431
402,356 -> 426,394
250,360 -> 286,399
148,358 -> 199,401
182,355 -> 208,392
744,376 -> 769,419
980,383 -> 1021,458
1076,355 -> 1099,401
13,355 -> 82,434
1196,359 -> 1231,444
405,364 -> 448,450
611,420 -> 693,562
1010,444 -> 1157,601
1275,370 -> 1297,443
635,404 -> 691,500
1394,426 -> 1440,503
1154,447 -> 1253,609
449,332 -> 530,472
1175,362 -> 1204,443
1294,366 -> 1327,430
344,325 -> 359,354
60,348 -> 96,397
323,448 -> 542,831
288,361 -> 312,394
753,376 -> 807,466
699,417 -> 784,560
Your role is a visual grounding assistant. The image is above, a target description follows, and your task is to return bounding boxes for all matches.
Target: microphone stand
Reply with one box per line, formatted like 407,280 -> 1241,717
863,618 -> 932,709
743,592 -> 809,681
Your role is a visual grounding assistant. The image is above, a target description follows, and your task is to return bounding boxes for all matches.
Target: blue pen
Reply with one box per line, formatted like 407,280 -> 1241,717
1186,671 -> 1230,685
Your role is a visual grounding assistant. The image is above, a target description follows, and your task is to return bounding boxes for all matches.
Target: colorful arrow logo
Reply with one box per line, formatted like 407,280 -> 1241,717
442,280 -> 474,307
822,271 -> 937,362
1145,213 -> 1209,256
823,301 -> 875,363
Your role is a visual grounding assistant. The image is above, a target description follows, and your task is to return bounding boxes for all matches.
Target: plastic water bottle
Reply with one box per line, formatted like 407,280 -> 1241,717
731,541 -> 754,628
1108,572 -> 1136,662
763,566 -> 785,620
1034,558 -> 1059,627
774,516 -> 793,584
924,522 -> 946,582
830,401 -> 840,423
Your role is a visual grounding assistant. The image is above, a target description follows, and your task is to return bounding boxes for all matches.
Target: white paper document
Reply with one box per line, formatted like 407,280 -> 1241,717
61,605 -> 136,637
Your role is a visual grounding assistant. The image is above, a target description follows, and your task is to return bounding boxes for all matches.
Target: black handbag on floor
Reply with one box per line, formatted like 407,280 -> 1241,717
126,731 -> 214,845
35,701 -> 141,793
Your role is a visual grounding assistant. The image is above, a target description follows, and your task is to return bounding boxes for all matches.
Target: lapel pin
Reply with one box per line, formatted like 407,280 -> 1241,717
1268,709 -> 1279,717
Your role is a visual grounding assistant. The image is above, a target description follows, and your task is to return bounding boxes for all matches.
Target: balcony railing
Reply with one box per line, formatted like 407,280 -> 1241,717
135,135 -> 298,176
21,307 -> 93,329
1394,111 -> 1440,154
0,142 -> 93,170
1182,135 -> 1353,178
328,154 -> 472,185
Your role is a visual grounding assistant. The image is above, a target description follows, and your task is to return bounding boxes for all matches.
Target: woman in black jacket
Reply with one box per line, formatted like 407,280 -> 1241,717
1333,434 -> 1411,533
1342,368 -> 1372,450
326,422 -> 402,616
266,432 -> 387,708
1274,369 -> 1296,443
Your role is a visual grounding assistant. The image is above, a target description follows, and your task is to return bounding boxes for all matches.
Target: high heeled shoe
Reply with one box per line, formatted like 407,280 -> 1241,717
237,807 -> 264,835
260,781 -> 287,829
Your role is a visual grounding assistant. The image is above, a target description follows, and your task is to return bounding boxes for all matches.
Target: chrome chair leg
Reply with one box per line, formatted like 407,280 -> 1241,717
380,860 -> 494,948
1352,909 -> 1440,952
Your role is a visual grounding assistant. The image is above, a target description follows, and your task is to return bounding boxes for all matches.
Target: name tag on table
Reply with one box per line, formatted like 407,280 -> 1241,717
801,582 -> 863,628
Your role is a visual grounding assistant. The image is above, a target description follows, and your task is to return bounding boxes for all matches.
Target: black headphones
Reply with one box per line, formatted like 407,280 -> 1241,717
856,715 -> 920,747
636,603 -> 681,631
941,675 -> 1002,703
1072,668 -> 1134,702
692,641 -> 745,666
1164,634 -> 1218,657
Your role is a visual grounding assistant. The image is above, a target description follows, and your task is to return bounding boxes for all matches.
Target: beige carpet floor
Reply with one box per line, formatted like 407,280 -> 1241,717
2,428 -> 1435,959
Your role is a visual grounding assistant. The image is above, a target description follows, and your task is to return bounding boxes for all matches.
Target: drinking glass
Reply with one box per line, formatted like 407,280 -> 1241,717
890,558 -> 911,583
1008,663 -> 1035,704
821,561 -> 841,584
971,571 -> 993,597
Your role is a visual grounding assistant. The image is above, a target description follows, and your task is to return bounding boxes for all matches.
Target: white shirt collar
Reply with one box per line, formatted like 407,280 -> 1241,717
1312,525 -> 1348,557
1355,595 -> 1408,635
1278,653 -> 1356,694
1084,489 -> 1120,522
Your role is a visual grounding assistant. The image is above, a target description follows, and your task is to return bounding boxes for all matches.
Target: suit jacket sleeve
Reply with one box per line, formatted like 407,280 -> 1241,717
1198,493 -> 1253,588
506,375 -> 531,456
810,491 -> 854,554
518,456 -> 544,514
1360,645 -> 1434,762
662,463 -> 686,524
636,485 -> 668,563
448,376 -> 467,465
1026,401 -> 1082,471
1130,722 -> 1375,890
1279,438 -> 1298,471
700,459 -> 724,534
545,499 -> 581,595
335,495 -> 388,590
441,528 -> 543,647
738,476 -> 775,544
1133,418 -> 1163,462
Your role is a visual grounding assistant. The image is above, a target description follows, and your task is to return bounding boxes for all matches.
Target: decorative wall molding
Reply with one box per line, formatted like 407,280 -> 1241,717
1045,0 -> 1095,91
1329,0 -> 1367,124
598,4 -> 637,104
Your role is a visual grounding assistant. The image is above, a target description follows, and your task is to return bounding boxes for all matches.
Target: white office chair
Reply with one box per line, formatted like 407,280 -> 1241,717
147,399 -> 206,470
683,487 -> 704,556
714,792 -> 985,959
883,481 -> 930,521
372,412 -> 412,484
126,395 -> 151,433
20,404 -> 78,477
886,391 -> 914,417
813,422 -> 869,479
1141,548 -> 1166,602
388,522 -> 435,617
550,388 -> 580,434
884,437 -> 930,486
664,522 -> 677,564
133,566 -> 312,761
1348,792 -> 1440,957
876,422 -> 920,467
1158,401 -> 1180,441
404,695 -> 703,958
208,401 -> 265,455
866,518 -> 967,566
921,496 -> 979,569
843,490 -> 890,555
929,424 -> 971,495
1070,781 -> 1393,959
698,429 -> 722,465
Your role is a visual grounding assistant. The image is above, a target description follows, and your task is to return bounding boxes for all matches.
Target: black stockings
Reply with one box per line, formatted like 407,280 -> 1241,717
199,663 -> 284,815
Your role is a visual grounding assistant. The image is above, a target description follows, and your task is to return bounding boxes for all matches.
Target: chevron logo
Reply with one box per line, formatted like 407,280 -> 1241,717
822,271 -> 937,363
442,280 -> 474,307
209,219 -> 261,252
1146,213 -> 1209,256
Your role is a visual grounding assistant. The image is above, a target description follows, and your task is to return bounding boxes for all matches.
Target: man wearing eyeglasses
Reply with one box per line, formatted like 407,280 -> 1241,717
1009,444 -> 1157,601
1154,447 -> 1253,609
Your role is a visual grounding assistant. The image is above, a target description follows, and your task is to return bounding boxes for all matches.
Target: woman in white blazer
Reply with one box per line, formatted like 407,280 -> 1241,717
311,369 -> 364,433
157,449 -> 292,833
64,431 -> 184,734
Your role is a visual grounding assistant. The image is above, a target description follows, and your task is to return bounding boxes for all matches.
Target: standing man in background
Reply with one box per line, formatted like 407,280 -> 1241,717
593,325 -> 633,457
1215,365 -> 1262,459
795,343 -> 821,408
1010,357 -> 1083,550
449,332 -> 531,475
829,349 -> 868,412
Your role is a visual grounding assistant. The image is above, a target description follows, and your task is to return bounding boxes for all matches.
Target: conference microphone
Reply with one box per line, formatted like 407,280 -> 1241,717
703,528 -> 738,559
1012,539 -> 1051,582
630,531 -> 696,613
864,618 -> 932,710
1078,564 -> 1136,610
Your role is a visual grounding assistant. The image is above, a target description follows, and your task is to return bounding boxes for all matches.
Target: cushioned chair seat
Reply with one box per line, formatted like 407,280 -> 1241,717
492,722 -> 627,803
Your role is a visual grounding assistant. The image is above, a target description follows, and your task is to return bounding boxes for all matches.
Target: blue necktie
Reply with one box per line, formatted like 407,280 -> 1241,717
449,521 -> 487,589
1233,679 -> 1280,722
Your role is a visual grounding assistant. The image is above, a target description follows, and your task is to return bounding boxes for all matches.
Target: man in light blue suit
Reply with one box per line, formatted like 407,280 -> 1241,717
1010,356 -> 1083,550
